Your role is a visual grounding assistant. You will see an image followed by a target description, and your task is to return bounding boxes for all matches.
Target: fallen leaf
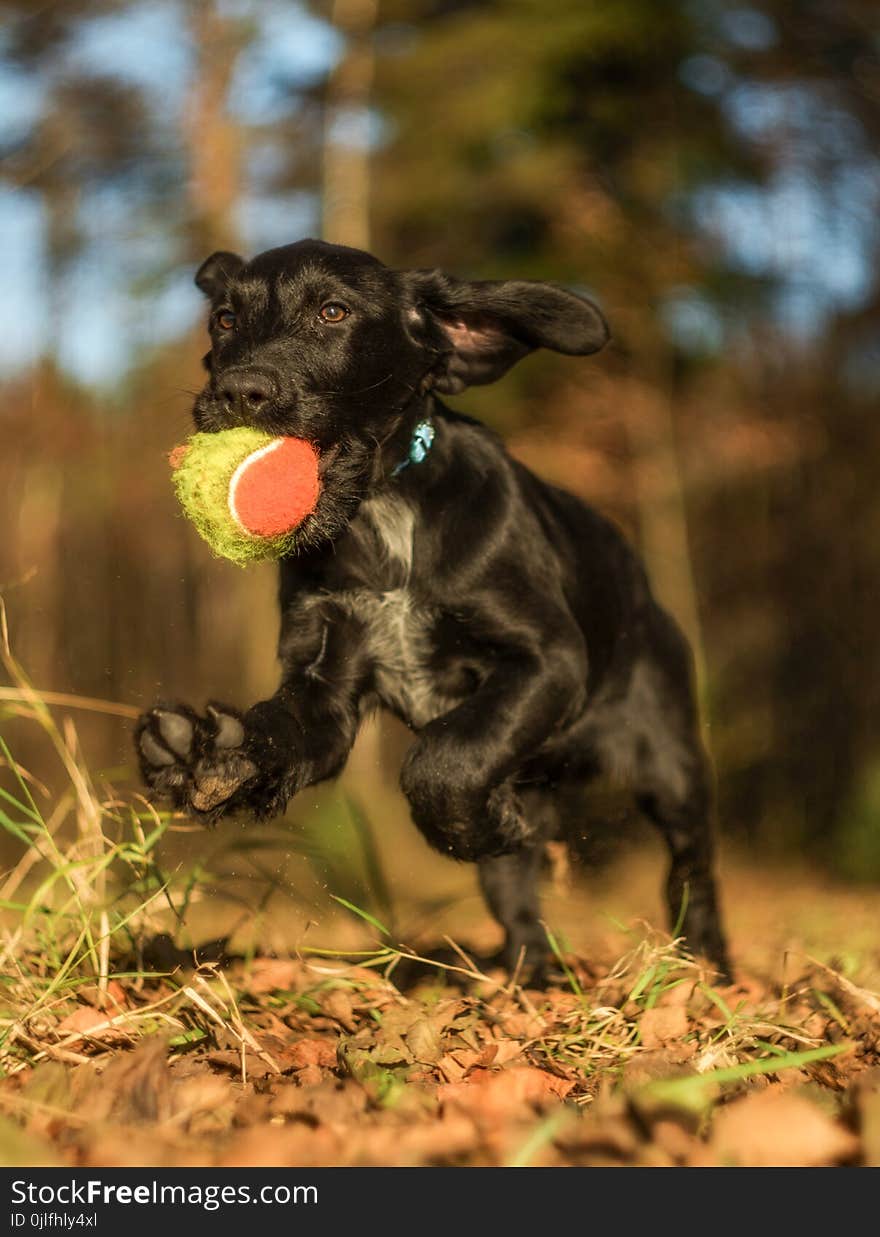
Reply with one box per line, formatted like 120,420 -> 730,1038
499,1011 -> 545,1038
247,958 -> 299,995
657,980 -> 695,1009
76,1127 -> 197,1169
287,1038 -> 337,1069
220,1123 -> 341,1167
78,1036 -> 174,1124
322,990 -> 357,1031
269,1079 -> 368,1124
355,1114 -> 479,1166
622,1044 -> 696,1088
56,1005 -> 119,1037
651,1119 -> 700,1162
173,1074 -> 235,1135
439,1066 -> 573,1120
79,980 -> 130,1011
437,1054 -> 468,1083
405,1017 -> 443,1065
555,1110 -> 640,1161
295,1064 -> 323,1087
807,957 -> 880,1016
710,1088 -> 859,1167
640,1006 -> 689,1049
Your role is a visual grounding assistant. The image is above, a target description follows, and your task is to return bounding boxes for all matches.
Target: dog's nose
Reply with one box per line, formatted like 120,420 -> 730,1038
218,369 -> 277,418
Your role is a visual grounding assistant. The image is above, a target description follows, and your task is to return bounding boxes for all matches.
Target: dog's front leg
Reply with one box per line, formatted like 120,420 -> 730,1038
136,614 -> 369,823
400,640 -> 586,861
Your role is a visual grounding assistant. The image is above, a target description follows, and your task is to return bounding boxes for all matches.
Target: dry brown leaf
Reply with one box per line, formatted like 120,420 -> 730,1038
498,1011 -> 545,1038
657,980 -> 696,1009
541,991 -> 584,1015
56,1005 -> 119,1037
287,1038 -> 338,1069
650,1119 -> 700,1162
220,1122 -> 342,1167
622,1043 -> 696,1087
405,1017 -> 443,1065
76,1125 -> 200,1168
71,1036 -> 173,1125
322,989 -> 357,1031
354,1115 -> 480,1166
172,1074 -> 236,1135
437,1053 -> 468,1083
447,1046 -> 484,1071
439,1065 -> 574,1120
475,1039 -> 522,1068
232,1091 -> 272,1128
79,980 -> 130,1011
639,1005 -> 689,1048
246,957 -> 300,995
294,1064 -> 323,1087
807,956 -> 880,1016
392,1114 -> 480,1164
555,1107 -> 640,1161
476,1042 -> 499,1068
248,1009 -> 295,1039
268,1078 -> 368,1124
710,1088 -> 859,1167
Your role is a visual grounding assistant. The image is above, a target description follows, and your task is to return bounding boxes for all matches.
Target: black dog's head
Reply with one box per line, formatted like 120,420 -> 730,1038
193,238 -> 609,550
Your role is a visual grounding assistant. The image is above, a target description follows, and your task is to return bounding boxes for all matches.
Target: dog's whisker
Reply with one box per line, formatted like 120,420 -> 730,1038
308,372 -> 395,397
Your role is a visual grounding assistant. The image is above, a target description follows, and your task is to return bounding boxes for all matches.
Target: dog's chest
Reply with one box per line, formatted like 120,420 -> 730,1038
341,586 -> 444,726
332,493 -> 463,727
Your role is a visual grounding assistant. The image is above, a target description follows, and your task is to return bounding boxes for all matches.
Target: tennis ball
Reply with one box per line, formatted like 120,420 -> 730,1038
170,428 -> 321,565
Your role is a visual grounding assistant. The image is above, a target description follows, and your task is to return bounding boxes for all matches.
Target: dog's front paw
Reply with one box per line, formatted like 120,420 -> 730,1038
136,702 -> 260,819
444,786 -> 532,860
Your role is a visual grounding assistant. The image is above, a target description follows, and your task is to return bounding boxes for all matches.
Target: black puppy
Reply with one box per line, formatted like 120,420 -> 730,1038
137,239 -> 730,979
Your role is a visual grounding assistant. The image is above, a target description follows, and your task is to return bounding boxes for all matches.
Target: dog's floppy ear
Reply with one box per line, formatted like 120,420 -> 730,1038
407,270 -> 609,394
195,251 -> 245,299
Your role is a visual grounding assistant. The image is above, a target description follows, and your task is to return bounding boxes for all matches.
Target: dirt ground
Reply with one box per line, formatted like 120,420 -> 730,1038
1,849 -> 878,1169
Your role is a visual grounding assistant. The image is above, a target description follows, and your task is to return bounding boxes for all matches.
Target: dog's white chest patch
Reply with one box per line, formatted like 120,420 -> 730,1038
357,493 -> 416,583
340,587 -> 441,728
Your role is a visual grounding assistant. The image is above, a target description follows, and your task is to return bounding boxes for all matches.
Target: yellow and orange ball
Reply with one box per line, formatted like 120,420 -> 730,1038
170,428 -> 321,565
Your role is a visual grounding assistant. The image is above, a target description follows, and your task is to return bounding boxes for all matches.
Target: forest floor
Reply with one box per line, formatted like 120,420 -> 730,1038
1,853 -> 878,1169
1,627 -> 878,1169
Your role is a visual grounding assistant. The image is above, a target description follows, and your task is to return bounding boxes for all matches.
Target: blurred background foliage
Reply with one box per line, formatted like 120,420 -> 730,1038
2,0 -> 880,893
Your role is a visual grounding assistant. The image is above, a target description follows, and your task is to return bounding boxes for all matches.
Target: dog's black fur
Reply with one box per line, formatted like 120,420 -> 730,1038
137,238 -> 730,978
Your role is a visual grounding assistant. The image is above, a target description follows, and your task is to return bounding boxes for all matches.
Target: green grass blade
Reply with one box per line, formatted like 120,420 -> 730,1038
638,1041 -> 850,1115
330,894 -> 390,937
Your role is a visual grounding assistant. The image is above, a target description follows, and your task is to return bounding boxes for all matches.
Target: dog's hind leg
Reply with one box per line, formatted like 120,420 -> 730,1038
478,844 -> 546,976
635,748 -> 730,982
476,785 -> 572,977
622,645 -> 731,980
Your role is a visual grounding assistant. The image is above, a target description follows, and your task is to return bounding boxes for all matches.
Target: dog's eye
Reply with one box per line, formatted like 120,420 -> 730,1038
319,303 -> 349,323
215,310 -> 236,331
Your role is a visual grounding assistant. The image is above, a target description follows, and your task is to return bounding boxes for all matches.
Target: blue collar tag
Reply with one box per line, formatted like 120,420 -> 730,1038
392,419 -> 435,476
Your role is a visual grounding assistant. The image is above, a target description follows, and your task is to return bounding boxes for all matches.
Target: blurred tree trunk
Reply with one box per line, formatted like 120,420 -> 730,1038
183,0 -> 246,258
623,383 -> 706,695
322,0 -> 398,806
321,0 -> 378,249
179,2 -> 282,714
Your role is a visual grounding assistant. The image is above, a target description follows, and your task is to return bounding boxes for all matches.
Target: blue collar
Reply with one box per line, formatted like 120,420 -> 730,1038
392,418 -> 435,476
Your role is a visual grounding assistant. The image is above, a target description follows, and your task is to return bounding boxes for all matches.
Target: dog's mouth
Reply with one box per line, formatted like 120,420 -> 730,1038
173,411 -> 383,564
316,441 -> 342,477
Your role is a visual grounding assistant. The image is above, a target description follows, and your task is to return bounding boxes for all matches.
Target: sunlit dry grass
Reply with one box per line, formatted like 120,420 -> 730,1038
0,608 -> 879,1166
